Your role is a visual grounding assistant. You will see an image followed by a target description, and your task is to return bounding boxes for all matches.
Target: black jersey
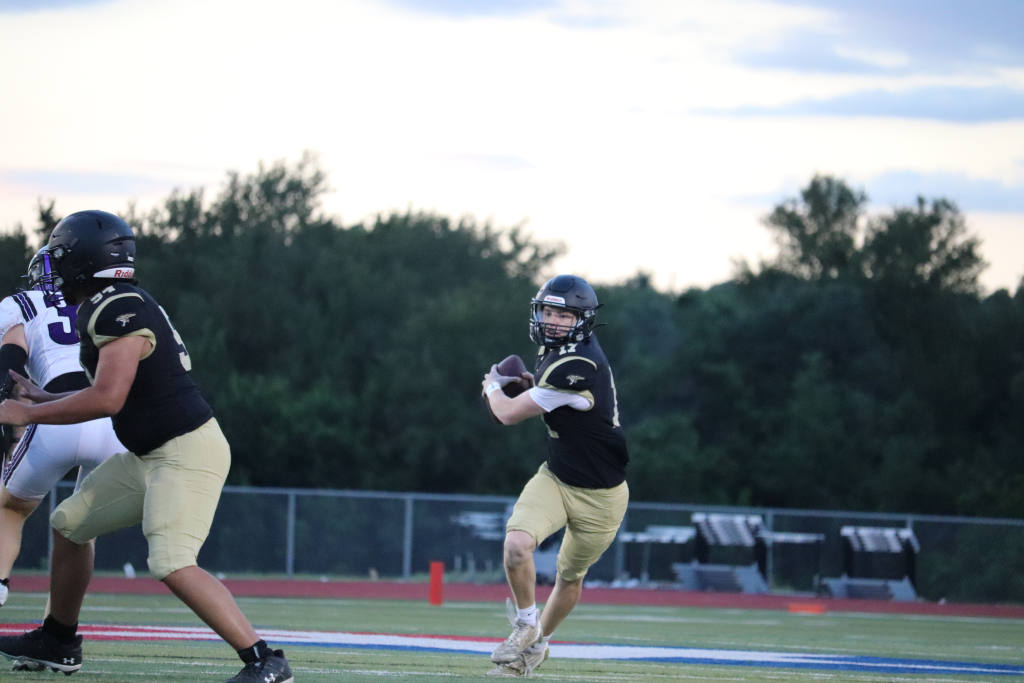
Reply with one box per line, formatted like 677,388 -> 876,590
534,334 -> 628,489
76,282 -> 213,455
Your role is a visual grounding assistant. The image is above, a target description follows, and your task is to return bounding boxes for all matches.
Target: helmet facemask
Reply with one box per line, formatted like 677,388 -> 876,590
529,301 -> 597,346
26,248 -> 66,307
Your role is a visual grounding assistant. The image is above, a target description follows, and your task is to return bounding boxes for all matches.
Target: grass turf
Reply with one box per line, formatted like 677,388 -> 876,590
0,591 -> 1021,681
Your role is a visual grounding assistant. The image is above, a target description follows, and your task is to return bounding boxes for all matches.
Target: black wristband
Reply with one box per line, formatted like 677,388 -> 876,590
0,343 -> 27,378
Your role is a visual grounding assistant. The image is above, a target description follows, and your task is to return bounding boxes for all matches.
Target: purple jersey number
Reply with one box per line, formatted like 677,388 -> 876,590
46,303 -> 80,346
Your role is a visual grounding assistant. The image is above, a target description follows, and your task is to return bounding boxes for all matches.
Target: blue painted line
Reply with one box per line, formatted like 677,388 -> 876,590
24,624 -> 1021,677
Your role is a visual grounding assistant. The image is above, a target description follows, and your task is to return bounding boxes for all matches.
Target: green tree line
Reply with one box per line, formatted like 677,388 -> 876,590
5,159 -> 1022,519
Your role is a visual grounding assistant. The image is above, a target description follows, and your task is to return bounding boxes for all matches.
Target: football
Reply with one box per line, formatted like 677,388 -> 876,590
496,354 -> 529,397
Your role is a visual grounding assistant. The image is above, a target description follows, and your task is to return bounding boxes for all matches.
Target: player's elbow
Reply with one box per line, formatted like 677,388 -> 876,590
91,387 -> 129,416
95,396 -> 125,417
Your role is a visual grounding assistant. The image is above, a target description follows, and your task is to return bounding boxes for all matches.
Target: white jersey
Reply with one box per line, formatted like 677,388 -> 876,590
0,289 -> 82,389
0,288 -> 126,501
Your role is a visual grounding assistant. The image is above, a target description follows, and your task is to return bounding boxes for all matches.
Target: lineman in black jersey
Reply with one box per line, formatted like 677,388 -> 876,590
75,281 -> 213,455
0,211 -> 292,682
481,274 -> 629,676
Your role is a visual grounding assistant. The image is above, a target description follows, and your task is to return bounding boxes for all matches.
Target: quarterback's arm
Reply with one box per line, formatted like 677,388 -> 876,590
486,390 -> 546,425
486,386 -> 590,426
0,336 -> 148,426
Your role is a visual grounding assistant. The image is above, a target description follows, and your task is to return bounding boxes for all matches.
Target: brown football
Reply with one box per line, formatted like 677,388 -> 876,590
496,354 -> 529,397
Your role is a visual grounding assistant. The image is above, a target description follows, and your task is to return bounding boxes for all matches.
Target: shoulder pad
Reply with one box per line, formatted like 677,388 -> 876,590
88,291 -> 151,342
538,355 -> 598,391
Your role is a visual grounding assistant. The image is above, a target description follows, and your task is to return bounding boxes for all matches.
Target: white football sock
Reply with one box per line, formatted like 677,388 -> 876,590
517,604 -> 538,626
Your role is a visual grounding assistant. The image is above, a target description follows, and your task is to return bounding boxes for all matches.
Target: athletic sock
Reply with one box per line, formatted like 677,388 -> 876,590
517,604 -> 538,626
238,639 -> 272,664
41,615 -> 77,642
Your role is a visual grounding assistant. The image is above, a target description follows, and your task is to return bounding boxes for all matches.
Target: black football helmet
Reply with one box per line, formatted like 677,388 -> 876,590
26,246 -> 64,306
529,274 -> 600,346
47,210 -> 136,302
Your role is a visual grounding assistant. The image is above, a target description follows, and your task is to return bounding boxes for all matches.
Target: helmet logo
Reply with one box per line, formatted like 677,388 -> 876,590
542,295 -> 566,305
93,267 -> 135,279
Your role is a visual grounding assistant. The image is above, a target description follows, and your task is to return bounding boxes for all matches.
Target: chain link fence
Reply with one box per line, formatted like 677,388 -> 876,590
15,483 -> 1024,604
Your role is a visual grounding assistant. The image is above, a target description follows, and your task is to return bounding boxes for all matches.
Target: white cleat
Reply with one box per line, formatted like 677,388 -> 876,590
490,597 -> 546,669
487,639 -> 549,677
0,582 -> 8,607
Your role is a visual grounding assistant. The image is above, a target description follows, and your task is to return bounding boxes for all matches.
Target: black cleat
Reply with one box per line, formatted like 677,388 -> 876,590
226,648 -> 293,683
0,627 -> 82,675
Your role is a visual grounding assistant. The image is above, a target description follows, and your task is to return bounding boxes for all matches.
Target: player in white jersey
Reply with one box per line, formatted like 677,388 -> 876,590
0,247 -> 125,607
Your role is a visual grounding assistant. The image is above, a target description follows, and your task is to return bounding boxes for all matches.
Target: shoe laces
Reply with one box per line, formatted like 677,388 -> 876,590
500,598 -> 541,648
503,620 -> 538,647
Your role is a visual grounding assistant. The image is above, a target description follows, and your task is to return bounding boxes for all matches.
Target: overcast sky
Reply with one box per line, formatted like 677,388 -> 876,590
1,0 -> 1022,293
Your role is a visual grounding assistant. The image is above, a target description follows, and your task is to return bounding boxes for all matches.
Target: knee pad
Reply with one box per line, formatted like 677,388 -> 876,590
50,504 -> 90,545
147,548 -> 198,580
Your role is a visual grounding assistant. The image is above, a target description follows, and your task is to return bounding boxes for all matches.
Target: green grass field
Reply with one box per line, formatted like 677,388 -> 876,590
1,590 -> 1022,681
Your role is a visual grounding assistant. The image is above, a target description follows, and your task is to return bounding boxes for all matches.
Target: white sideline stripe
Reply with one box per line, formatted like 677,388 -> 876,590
3,625 -> 1021,676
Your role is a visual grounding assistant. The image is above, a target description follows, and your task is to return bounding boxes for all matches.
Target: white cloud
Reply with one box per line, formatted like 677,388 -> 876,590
833,45 -> 910,70
1,0 -> 1021,292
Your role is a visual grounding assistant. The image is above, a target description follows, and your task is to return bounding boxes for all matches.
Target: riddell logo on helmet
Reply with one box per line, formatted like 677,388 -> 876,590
94,267 -> 135,279
543,295 -> 566,305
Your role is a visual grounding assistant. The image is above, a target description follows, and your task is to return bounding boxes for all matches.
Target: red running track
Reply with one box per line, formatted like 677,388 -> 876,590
13,575 -> 1024,619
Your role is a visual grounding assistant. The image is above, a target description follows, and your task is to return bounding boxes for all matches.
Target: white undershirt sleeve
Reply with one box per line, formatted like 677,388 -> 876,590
527,386 -> 592,412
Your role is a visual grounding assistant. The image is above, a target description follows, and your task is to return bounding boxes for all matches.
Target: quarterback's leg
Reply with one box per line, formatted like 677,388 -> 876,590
503,530 -> 538,609
539,574 -> 583,637
493,467 -> 566,665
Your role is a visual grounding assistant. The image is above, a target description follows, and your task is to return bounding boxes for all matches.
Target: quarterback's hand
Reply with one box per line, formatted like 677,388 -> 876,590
0,398 -> 31,428
482,366 -> 505,396
482,365 -> 533,394
485,365 -> 519,388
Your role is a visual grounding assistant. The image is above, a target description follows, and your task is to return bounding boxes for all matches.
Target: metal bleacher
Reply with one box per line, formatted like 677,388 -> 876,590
617,525 -> 696,583
822,526 -> 919,601
671,513 -> 768,593
449,511 -> 915,600
449,509 -> 559,583
671,513 -> 824,594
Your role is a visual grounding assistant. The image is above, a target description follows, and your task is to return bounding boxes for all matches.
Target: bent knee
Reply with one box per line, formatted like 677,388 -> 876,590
1,492 -> 39,516
503,530 -> 537,564
147,549 -> 199,581
49,507 -> 91,545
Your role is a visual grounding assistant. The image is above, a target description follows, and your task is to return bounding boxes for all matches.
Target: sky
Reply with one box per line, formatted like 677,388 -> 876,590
1,0 -> 1022,294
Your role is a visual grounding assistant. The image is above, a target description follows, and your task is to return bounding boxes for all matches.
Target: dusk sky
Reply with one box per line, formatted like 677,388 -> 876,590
1,0 -> 1021,292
